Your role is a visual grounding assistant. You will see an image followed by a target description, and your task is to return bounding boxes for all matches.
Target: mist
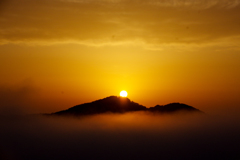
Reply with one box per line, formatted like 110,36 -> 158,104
1,112 -> 239,160
0,82 -> 38,115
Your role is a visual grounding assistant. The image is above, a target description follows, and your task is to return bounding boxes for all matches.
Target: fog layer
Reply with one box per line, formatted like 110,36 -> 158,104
0,112 -> 239,160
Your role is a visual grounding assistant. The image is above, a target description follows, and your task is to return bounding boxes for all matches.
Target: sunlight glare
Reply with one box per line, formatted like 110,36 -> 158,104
120,90 -> 128,97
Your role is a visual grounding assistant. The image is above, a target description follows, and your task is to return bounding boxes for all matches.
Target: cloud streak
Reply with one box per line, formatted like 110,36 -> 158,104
148,0 -> 240,9
62,0 -> 240,8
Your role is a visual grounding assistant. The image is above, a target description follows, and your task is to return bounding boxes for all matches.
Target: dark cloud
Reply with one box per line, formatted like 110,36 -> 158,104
0,113 -> 240,160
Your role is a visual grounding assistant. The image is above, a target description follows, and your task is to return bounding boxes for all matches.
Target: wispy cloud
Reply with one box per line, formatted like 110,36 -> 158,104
0,0 -> 240,47
61,0 -> 240,9
147,0 -> 240,9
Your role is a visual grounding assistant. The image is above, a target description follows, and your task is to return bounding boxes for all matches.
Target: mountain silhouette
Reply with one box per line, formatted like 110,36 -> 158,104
149,103 -> 201,113
54,96 -> 146,116
52,96 -> 202,116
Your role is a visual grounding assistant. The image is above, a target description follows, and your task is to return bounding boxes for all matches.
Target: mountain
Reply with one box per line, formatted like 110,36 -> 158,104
52,96 -> 202,116
53,96 -> 146,116
148,103 -> 201,113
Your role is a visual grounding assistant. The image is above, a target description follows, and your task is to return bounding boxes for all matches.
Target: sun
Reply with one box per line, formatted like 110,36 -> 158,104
120,90 -> 128,97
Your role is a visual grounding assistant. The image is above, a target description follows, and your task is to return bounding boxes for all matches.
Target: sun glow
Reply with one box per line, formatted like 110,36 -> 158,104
120,90 -> 128,97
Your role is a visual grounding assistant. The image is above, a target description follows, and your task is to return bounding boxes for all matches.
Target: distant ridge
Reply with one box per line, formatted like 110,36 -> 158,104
149,103 -> 202,113
52,96 -> 202,116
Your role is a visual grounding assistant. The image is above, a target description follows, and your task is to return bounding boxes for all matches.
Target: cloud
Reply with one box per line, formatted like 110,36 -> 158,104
0,79 -> 38,115
0,0 -> 240,47
62,0 -> 240,8
0,113 -> 240,160
147,0 -> 240,9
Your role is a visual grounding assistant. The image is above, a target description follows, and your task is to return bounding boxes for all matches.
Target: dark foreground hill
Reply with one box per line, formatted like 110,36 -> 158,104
52,96 -> 202,116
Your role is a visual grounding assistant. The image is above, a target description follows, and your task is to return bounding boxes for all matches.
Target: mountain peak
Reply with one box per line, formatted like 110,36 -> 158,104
54,96 -> 146,116
95,95 -> 130,103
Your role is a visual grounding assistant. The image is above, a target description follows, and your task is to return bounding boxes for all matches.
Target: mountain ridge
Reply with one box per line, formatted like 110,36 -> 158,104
52,96 -> 202,116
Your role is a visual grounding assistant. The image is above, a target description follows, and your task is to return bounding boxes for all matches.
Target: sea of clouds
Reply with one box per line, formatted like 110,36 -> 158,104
1,112 -> 239,160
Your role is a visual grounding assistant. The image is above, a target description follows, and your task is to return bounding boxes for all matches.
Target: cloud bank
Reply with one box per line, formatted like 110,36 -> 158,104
1,0 -> 240,47
0,113 -> 240,160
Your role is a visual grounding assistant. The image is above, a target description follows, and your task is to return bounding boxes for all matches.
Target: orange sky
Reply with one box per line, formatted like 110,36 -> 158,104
0,0 -> 240,115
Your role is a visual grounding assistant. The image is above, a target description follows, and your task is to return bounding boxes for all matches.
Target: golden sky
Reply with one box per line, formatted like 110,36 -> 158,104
0,0 -> 240,114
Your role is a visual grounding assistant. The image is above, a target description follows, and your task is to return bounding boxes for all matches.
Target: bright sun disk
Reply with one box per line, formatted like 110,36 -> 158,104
120,90 -> 128,97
